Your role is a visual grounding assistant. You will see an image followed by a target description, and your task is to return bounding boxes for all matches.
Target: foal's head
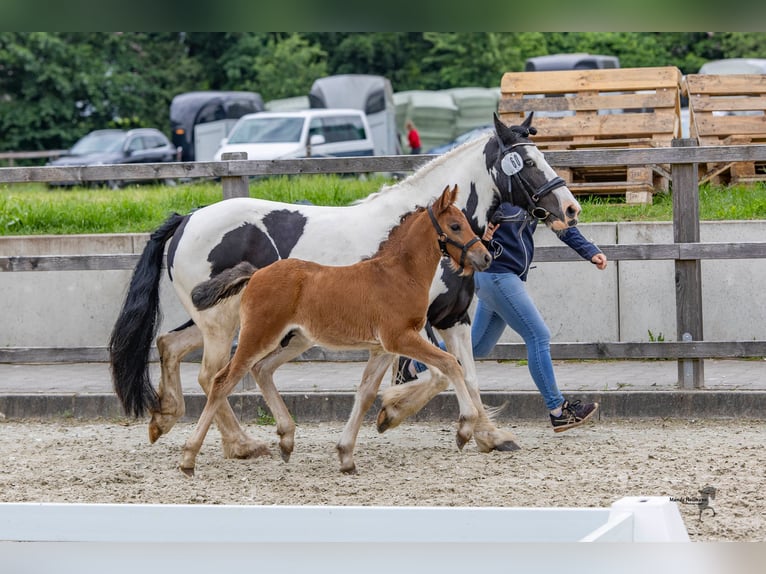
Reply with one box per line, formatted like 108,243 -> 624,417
428,185 -> 491,275
485,112 -> 581,231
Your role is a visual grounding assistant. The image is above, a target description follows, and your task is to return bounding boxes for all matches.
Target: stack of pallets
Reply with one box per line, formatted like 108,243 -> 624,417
499,66 -> 683,204
684,73 -> 766,185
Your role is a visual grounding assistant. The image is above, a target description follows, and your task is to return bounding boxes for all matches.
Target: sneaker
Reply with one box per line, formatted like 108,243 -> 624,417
550,399 -> 599,433
393,356 -> 418,385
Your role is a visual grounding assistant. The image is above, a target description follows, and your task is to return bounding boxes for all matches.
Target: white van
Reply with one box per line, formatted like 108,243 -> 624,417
213,109 -> 375,161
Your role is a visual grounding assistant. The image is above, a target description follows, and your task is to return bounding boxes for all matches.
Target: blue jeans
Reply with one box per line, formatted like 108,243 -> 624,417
414,271 -> 564,411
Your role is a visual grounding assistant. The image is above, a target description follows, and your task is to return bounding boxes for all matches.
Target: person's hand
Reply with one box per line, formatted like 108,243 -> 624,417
483,222 -> 498,242
591,253 -> 607,270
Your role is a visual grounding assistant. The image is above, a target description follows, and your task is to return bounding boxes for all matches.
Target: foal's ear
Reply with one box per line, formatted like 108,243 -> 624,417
435,184 -> 457,213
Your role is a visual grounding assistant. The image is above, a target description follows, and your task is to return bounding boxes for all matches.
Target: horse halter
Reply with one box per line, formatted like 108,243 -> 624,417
427,205 -> 481,271
498,140 -> 567,220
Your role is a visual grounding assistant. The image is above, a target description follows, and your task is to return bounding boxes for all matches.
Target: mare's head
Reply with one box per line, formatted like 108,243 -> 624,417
485,112 -> 580,231
429,185 -> 491,275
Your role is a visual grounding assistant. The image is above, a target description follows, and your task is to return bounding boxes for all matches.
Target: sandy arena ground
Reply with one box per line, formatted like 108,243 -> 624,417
0,417 -> 763,542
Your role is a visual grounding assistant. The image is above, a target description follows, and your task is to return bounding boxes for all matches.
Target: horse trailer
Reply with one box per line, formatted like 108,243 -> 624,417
170,91 -> 265,162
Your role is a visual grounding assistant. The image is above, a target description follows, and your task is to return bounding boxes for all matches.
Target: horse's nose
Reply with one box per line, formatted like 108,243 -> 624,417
565,203 -> 580,226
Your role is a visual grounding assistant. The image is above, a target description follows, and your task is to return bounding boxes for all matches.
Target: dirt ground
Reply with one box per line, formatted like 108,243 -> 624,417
0,417 -> 763,542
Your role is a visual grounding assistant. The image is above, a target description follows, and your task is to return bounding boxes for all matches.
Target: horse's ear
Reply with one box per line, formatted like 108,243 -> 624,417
493,112 -> 510,143
449,184 -> 459,205
522,111 -> 535,129
435,184 -> 452,213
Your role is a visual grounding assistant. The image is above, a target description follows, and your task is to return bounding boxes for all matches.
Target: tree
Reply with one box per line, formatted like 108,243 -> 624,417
252,34 -> 328,101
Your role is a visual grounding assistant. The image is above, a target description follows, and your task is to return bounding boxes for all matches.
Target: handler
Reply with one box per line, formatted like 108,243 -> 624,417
396,201 -> 607,433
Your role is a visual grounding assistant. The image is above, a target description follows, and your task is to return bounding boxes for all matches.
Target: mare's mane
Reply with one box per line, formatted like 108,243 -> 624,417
352,135 -> 491,206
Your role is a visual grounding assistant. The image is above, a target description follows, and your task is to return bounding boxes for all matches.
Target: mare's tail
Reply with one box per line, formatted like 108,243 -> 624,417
109,212 -> 186,417
191,261 -> 257,311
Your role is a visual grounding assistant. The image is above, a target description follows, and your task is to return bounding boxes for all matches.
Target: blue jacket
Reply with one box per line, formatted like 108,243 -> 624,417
485,202 -> 602,281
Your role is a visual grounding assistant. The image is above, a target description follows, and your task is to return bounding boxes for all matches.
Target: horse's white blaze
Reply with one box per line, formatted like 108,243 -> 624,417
526,145 -> 581,230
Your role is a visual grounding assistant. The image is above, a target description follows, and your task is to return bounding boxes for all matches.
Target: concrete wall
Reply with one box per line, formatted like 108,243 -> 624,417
1,222 -> 765,348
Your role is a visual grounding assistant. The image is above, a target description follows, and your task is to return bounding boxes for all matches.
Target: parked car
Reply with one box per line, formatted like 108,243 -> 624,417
47,128 -> 177,187
213,109 -> 375,161
425,124 -> 493,155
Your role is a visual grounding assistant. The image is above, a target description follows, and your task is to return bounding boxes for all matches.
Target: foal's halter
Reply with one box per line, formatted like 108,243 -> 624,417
498,140 -> 567,220
427,206 -> 482,271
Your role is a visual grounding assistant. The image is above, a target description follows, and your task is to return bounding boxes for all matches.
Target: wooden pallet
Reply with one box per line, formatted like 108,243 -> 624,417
499,66 -> 683,203
684,73 -> 766,185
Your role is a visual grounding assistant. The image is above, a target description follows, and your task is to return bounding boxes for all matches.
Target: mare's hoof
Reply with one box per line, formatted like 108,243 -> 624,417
494,439 -> 522,452
340,464 -> 358,475
148,422 -> 163,444
179,465 -> 195,478
456,433 -> 469,451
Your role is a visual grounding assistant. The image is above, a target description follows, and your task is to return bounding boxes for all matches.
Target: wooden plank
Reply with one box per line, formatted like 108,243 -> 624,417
685,74 -> 766,96
693,115 -> 766,138
3,341 -> 765,364
0,150 -> 67,160
0,254 -> 141,272
486,341 -> 766,360
672,138 -> 704,389
498,91 -> 678,114
4,243 -> 764,273
4,146 -> 766,185
689,96 -> 766,112
501,67 -> 682,94
0,155 -> 435,184
542,144 -> 766,167
502,114 -> 677,140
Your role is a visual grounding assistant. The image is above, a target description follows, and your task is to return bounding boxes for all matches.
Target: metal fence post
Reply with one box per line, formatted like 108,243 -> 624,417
671,138 -> 705,389
221,151 -> 249,200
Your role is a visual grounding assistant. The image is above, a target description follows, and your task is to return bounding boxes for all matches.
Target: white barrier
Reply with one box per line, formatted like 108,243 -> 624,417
0,496 -> 694,573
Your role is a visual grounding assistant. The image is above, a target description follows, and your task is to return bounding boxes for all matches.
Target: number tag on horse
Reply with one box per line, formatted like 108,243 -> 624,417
501,152 -> 524,176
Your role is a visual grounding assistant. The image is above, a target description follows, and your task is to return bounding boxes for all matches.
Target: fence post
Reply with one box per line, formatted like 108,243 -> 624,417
221,151 -> 249,200
671,138 -> 704,389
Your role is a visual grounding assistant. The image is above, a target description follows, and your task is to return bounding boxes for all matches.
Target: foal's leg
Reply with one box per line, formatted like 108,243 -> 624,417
336,350 -> 393,474
196,328 -> 271,460
149,323 -> 202,443
378,331 -> 478,449
180,355 -> 258,477
251,334 -> 314,462
439,324 -> 520,452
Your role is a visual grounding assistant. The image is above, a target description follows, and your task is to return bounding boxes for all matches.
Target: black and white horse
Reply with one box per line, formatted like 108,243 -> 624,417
109,112 -> 581,459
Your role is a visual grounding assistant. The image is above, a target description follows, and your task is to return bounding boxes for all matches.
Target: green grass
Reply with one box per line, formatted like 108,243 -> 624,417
1,177 -> 764,235
574,182 -> 766,223
0,175 -> 389,235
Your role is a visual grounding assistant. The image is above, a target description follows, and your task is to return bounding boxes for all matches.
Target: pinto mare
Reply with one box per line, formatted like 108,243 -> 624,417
109,112 -> 582,460
180,185 -> 491,475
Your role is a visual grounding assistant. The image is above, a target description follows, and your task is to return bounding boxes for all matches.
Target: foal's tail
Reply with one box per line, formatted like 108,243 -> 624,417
109,212 -> 187,418
191,261 -> 257,311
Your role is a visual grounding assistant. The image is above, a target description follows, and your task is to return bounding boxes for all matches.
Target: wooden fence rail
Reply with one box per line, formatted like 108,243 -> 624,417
0,149 -> 67,167
2,142 -> 766,389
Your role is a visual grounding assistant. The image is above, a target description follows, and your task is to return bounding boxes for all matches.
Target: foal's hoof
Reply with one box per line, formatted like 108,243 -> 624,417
280,449 -> 292,463
376,409 -> 393,433
494,439 -> 522,452
179,465 -> 195,478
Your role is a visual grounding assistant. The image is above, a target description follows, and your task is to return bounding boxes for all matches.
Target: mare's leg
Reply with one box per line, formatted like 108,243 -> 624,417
378,331 -> 478,449
250,333 -> 314,462
336,350 -> 393,474
439,325 -> 520,452
149,322 -> 201,443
